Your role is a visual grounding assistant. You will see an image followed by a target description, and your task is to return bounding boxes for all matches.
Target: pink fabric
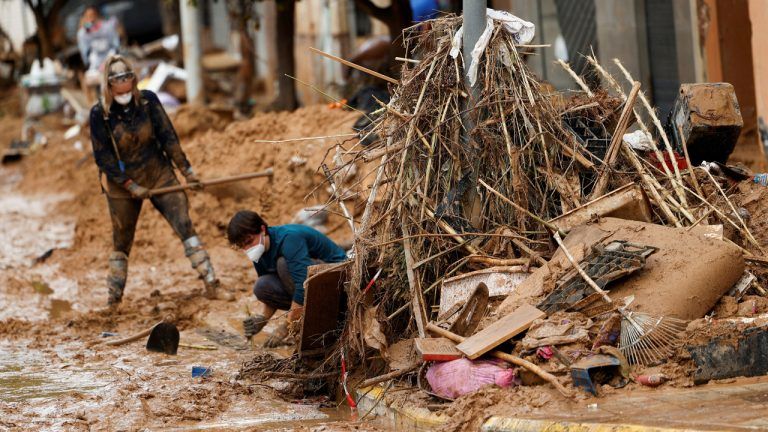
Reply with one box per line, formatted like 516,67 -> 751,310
425,358 -> 517,399
537,346 -> 554,359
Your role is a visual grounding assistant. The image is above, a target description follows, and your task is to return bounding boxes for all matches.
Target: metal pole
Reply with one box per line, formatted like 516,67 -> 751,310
180,0 -> 204,105
462,0 -> 486,102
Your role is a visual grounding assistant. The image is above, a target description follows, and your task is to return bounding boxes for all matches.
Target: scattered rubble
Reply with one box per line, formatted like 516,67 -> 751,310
276,12 -> 768,419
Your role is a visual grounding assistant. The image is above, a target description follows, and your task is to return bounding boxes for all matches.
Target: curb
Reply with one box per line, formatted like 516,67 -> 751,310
356,385 -> 447,429
357,385 -> 705,432
482,417 -> 701,432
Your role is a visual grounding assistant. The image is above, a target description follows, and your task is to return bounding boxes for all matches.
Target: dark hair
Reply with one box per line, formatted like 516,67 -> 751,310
227,210 -> 268,248
82,5 -> 101,16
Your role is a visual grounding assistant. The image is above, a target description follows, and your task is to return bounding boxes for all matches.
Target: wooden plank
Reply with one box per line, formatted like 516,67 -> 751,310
403,234 -> 427,338
456,303 -> 545,360
414,337 -> 462,362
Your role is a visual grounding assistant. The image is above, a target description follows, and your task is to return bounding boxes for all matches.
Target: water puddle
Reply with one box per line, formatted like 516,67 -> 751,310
48,298 -> 73,319
157,405 -> 362,431
0,190 -> 81,321
0,193 -> 75,270
0,344 -> 108,402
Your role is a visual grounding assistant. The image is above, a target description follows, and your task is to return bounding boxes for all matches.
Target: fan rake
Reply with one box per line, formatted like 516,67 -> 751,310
619,310 -> 688,365
553,233 -> 688,366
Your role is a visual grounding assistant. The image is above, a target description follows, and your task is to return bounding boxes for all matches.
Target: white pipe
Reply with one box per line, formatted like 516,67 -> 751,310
180,0 -> 204,104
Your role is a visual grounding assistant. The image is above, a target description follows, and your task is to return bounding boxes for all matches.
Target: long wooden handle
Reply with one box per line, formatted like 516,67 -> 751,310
309,47 -> 399,85
426,323 -> 573,397
148,168 -> 274,196
104,321 -> 162,346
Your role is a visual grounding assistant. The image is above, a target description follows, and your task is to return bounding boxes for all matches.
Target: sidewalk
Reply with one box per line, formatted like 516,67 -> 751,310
358,376 -> 768,431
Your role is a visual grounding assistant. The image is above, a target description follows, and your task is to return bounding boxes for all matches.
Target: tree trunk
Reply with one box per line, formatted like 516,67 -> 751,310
31,10 -> 52,59
386,0 -> 412,78
233,0 -> 255,114
271,0 -> 298,111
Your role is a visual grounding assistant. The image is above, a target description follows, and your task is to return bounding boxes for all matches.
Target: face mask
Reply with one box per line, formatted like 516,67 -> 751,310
114,93 -> 133,105
245,234 -> 265,262
84,21 -> 94,30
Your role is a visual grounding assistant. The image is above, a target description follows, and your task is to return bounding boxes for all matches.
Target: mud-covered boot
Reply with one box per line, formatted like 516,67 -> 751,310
107,251 -> 128,306
183,236 -> 234,301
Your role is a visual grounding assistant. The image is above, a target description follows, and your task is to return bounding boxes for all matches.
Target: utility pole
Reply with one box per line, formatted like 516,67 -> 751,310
180,0 -> 204,105
461,0 -> 486,221
462,0 -> 486,103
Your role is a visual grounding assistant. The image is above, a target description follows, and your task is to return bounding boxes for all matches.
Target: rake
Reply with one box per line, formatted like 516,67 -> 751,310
619,310 -> 688,365
554,233 -> 687,365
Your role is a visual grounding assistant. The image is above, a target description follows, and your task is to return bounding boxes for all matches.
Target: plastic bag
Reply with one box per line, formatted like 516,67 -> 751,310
425,358 -> 517,399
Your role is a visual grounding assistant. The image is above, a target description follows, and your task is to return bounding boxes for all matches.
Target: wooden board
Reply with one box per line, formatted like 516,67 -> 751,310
298,262 -> 349,357
414,337 -> 462,362
456,303 -> 545,359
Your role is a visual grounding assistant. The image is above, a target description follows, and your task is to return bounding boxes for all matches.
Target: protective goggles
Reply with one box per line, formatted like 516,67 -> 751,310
108,71 -> 135,85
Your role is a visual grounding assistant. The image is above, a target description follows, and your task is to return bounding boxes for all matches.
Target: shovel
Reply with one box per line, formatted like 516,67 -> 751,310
104,321 -> 180,355
148,168 -> 274,197
146,322 -> 180,354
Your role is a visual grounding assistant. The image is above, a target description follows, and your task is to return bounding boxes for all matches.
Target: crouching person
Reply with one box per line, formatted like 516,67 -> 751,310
227,210 -> 347,347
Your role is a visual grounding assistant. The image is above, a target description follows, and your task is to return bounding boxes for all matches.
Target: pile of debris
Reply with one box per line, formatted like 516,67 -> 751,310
261,12 -> 768,407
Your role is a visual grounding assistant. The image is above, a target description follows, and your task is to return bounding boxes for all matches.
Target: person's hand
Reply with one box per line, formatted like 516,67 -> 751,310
184,167 -> 203,190
243,314 -> 268,340
124,180 -> 150,199
263,321 -> 289,348
287,302 -> 303,322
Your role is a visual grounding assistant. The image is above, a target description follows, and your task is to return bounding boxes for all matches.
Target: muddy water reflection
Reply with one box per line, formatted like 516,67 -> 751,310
0,344 -> 108,402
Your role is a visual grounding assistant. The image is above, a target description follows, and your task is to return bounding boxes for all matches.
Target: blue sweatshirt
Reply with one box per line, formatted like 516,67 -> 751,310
253,224 -> 347,305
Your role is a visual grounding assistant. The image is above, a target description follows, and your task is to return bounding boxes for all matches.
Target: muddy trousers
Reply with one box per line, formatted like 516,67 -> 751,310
105,191 -> 216,304
253,258 -> 323,310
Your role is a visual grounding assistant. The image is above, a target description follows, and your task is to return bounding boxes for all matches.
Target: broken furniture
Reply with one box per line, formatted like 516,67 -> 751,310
439,267 -> 529,316
669,82 -> 743,166
537,240 -> 656,315
299,262 -> 350,357
549,184 -> 653,233
414,337 -> 462,361
498,218 -> 745,321
447,282 -> 489,337
455,303 -> 545,359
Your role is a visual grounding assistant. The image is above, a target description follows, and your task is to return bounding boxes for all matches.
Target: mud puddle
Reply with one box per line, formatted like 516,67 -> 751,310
0,343 -> 108,402
0,192 -> 75,270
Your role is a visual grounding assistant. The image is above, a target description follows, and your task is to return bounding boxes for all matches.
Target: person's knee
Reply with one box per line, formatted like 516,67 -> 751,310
254,275 -> 280,298
253,275 -> 291,310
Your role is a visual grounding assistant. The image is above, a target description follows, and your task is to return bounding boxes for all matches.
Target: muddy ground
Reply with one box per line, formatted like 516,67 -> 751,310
0,92 -> 387,431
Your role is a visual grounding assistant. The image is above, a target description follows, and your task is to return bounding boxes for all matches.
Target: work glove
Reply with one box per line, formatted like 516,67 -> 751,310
184,167 -> 203,190
124,180 -> 150,199
243,314 -> 268,339
263,321 -> 290,348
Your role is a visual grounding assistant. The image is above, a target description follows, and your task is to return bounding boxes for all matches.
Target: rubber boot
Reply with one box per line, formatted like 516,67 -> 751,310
183,236 -> 234,301
107,251 -> 128,306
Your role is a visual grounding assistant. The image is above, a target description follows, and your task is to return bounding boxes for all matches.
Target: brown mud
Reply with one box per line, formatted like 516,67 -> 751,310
0,102 -> 385,431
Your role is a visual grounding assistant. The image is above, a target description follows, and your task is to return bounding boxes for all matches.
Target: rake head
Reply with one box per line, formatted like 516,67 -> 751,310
619,311 -> 688,366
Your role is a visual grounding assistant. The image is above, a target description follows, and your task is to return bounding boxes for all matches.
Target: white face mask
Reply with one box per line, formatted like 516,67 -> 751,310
245,234 -> 265,262
114,93 -> 133,105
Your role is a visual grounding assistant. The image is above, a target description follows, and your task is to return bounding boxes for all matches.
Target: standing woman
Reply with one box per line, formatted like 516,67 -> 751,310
77,5 -> 121,103
89,55 -> 230,306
